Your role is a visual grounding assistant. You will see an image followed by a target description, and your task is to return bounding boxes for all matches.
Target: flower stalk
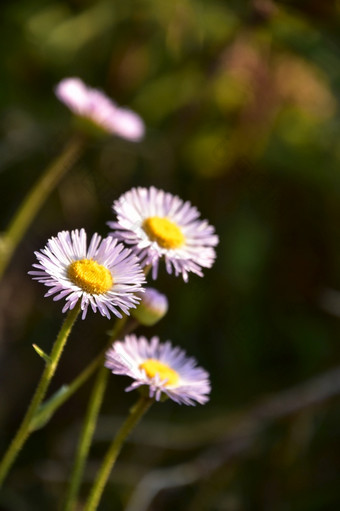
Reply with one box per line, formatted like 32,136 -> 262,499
63,316 -> 128,511
31,316 -> 138,432
84,395 -> 154,511
64,365 -> 109,511
0,134 -> 85,279
0,302 -> 81,486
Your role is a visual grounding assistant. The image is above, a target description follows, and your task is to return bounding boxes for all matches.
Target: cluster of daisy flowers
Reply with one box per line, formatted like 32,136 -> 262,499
31,186 -> 217,405
29,78 -> 219,408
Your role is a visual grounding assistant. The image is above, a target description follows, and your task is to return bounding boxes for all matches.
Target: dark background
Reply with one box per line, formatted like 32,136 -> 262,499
1,0 -> 340,509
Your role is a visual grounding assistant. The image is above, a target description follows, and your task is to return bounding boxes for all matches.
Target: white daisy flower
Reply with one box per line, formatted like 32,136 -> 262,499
29,229 -> 145,319
55,77 -> 145,141
105,334 -> 211,405
107,187 -> 219,281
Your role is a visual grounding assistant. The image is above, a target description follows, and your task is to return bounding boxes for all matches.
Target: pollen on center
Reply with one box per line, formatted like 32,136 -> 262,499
142,216 -> 185,249
68,259 -> 113,294
139,358 -> 179,386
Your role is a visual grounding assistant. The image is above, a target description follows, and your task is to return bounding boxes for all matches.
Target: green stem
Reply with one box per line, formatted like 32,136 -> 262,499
63,366 -> 109,511
31,318 -> 138,431
31,348 -> 105,431
84,396 -> 154,511
0,134 -> 85,279
0,303 -> 81,486
63,316 -> 129,511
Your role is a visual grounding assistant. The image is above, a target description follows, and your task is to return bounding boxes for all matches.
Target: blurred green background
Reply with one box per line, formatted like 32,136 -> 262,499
1,0 -> 340,509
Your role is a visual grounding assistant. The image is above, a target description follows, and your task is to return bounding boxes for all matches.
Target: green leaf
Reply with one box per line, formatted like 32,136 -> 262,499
30,385 -> 69,431
32,344 -> 51,364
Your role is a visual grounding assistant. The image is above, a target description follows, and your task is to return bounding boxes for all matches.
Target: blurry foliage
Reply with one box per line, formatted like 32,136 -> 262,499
1,0 -> 340,509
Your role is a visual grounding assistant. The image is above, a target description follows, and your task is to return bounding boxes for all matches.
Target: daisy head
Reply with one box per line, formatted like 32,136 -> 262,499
105,334 -> 211,405
107,187 -> 219,281
55,77 -> 145,141
29,229 -> 145,319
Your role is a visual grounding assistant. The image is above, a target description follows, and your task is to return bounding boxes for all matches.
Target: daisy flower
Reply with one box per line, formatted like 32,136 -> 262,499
105,334 -> 211,405
55,77 -> 145,141
29,229 -> 145,319
107,187 -> 219,281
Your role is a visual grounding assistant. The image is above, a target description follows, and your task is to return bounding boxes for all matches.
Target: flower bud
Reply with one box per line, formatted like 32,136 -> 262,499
132,287 -> 168,326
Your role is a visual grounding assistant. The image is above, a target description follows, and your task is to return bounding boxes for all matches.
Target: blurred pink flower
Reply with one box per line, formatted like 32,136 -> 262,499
55,77 -> 145,141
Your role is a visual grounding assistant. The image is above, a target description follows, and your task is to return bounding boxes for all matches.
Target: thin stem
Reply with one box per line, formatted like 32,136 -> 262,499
0,303 -> 81,486
31,317 -> 138,432
0,134 -> 85,279
31,348 -> 105,431
84,396 -> 154,511
63,366 -> 109,511
63,316 -> 128,511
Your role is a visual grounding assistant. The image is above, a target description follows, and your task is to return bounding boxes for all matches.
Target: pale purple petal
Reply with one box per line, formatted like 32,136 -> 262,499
29,229 -> 145,319
105,334 -> 211,406
107,187 -> 219,281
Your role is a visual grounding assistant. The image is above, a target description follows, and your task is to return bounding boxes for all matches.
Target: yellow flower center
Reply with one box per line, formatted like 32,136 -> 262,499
139,358 -> 179,386
67,259 -> 113,294
142,217 -> 185,249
